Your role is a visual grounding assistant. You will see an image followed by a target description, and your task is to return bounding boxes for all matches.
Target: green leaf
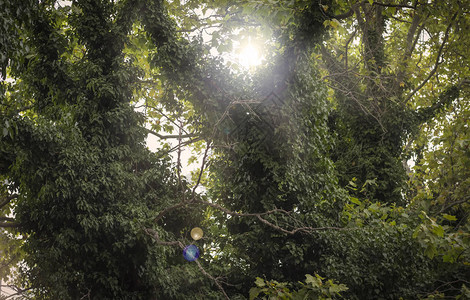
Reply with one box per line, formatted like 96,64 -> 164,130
432,225 -> 444,237
249,287 -> 261,300
304,274 -> 315,285
255,277 -> 266,287
350,197 -> 361,205
443,214 -> 457,221
424,245 -> 437,259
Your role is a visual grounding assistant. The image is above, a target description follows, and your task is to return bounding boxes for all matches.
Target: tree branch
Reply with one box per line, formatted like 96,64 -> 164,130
154,142 -> 211,223
0,195 -> 16,209
345,27 -> 358,70
0,216 -> 16,222
143,228 -> 182,246
403,13 -> 422,60
146,128 -> 198,139
405,12 -> 457,103
372,2 -> 416,9
141,103 -> 192,136
194,199 -> 347,235
177,24 -> 222,33
195,259 -> 230,300
397,12 -> 428,85
191,142 -> 211,200
144,227 -> 230,299
156,137 -> 203,158
1,285 -> 34,299
323,1 -> 365,20
0,222 -> 20,228
438,195 -> 470,215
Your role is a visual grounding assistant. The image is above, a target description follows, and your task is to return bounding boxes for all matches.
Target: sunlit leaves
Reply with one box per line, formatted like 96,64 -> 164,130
250,273 -> 348,300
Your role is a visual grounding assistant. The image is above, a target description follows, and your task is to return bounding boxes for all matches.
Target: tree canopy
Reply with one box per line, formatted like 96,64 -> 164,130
0,0 -> 469,299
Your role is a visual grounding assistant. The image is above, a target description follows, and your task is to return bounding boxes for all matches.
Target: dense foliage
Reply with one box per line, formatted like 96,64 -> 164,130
0,0 -> 469,299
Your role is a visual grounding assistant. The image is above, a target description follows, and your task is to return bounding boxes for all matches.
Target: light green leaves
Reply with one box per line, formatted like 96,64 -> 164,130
250,274 -> 348,300
443,214 -> 457,221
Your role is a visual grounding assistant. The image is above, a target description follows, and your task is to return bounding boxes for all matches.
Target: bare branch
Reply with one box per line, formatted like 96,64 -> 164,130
146,128 -> 198,139
191,142 -> 211,200
153,201 -> 188,223
154,142 -> 211,222
177,121 -> 185,201
372,2 -> 416,9
0,195 -> 16,209
142,103 -> 192,136
255,215 -> 345,235
144,226 -> 230,299
194,199 -> 347,235
0,254 -> 19,272
438,196 -> 470,215
0,222 -> 20,228
194,199 -> 289,217
177,24 -> 222,33
404,13 -> 422,60
345,27 -> 358,70
389,15 -> 412,24
143,228 -> 182,246
405,13 -> 458,103
156,137 -> 203,158
397,12 -> 429,85
195,259 -> 230,300
1,285 -> 34,299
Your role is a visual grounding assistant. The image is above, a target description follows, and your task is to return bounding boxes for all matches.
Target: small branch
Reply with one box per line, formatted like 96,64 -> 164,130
0,254 -> 19,272
144,227 -> 230,299
372,2 -> 416,9
0,222 -> 20,228
153,201 -> 188,223
323,1 -> 365,20
405,13 -> 457,103
142,103 -> 191,136
156,137 -> 203,158
397,12 -> 428,86
194,199 -> 346,235
146,128 -> 197,139
345,27 -> 358,70
191,142 -> 211,200
195,259 -> 230,300
0,216 -> 16,222
0,195 -> 17,209
438,196 -> 470,215
79,289 -> 91,300
154,142 -> 211,223
144,228 -> 182,247
255,215 -> 345,235
194,199 -> 289,217
1,285 -> 34,299
389,15 -> 412,24
177,24 -> 222,33
177,121 -> 185,201
404,13 -> 422,60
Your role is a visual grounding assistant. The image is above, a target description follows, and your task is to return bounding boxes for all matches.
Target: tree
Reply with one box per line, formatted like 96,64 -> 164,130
0,0 -> 469,299
1,1 -> 204,298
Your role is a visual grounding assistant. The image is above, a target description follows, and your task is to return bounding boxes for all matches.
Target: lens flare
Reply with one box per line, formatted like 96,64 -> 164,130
183,244 -> 200,262
190,227 -> 204,240
239,44 -> 262,67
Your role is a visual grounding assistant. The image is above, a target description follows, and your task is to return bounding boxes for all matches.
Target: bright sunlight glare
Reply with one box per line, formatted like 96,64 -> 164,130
238,43 -> 262,68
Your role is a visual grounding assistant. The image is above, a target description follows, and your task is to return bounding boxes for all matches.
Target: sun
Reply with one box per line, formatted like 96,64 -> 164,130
238,43 -> 262,68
